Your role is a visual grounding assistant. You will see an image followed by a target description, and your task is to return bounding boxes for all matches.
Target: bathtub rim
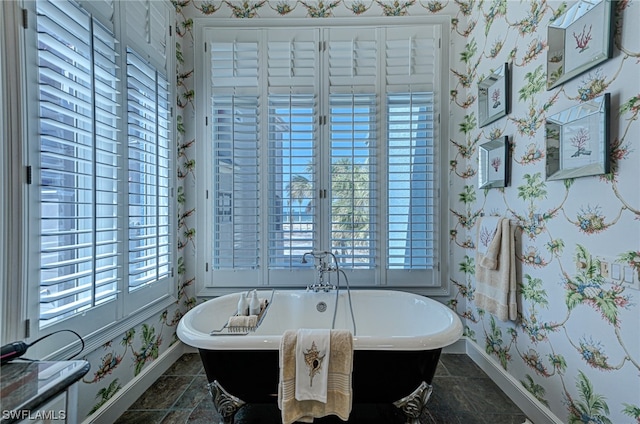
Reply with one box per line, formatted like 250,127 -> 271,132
177,288 -> 464,351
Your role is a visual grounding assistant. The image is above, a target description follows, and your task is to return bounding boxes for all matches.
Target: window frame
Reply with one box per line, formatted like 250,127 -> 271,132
18,0 -> 177,360
1,0 -> 30,345
195,17 -> 450,297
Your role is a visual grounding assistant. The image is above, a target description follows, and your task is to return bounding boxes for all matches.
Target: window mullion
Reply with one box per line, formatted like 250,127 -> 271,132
89,17 -> 97,309
318,29 -> 330,253
258,32 -> 267,278
377,27 -> 387,283
231,95 -> 237,270
154,69 -> 160,281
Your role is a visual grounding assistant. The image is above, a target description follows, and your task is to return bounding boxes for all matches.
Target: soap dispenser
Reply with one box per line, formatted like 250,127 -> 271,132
249,290 -> 260,315
237,292 -> 249,316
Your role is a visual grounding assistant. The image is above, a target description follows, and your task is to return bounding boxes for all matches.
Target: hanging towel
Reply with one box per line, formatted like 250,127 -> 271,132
476,215 -> 502,270
295,329 -> 330,402
278,329 -> 353,424
475,217 -> 518,321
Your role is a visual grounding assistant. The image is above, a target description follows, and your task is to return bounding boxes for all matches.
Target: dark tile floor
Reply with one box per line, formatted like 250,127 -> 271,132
115,353 -> 528,424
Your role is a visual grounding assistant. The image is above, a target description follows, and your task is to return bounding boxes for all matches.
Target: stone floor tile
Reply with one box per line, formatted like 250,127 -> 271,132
114,410 -> 167,424
163,353 -> 204,376
127,375 -> 192,410
173,375 -> 210,409
439,354 -> 486,378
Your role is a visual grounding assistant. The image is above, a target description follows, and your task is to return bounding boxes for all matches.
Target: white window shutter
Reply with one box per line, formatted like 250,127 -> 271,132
384,26 -> 439,276
326,27 -> 378,92
325,28 -> 378,268
266,29 -> 319,269
209,30 -> 262,272
385,25 -> 439,91
387,92 -> 436,270
77,0 -> 115,31
125,0 -> 149,44
126,49 -> 173,290
35,0 -> 120,325
124,0 -> 171,72
267,28 -> 319,89
210,30 -> 260,91
149,0 -> 168,67
328,92 -> 377,268
203,23 -> 444,288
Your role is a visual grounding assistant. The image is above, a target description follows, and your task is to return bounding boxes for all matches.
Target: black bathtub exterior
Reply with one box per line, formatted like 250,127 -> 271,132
198,347 -> 441,404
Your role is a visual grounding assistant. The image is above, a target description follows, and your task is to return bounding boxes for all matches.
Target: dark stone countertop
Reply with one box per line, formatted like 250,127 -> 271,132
1,360 -> 90,423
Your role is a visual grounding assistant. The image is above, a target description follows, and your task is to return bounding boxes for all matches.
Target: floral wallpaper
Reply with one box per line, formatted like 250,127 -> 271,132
446,1 -> 639,424
75,1 -> 640,423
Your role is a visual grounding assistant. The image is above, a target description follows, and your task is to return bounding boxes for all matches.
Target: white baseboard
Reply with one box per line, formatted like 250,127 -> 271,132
442,338 -> 467,354
82,342 -> 187,424
465,339 -> 563,424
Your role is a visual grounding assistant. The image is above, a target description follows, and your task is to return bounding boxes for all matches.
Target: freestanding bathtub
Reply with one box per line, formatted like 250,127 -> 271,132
177,289 -> 463,423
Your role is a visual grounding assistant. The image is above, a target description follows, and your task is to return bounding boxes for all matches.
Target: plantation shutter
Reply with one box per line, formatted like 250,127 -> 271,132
326,28 -> 378,268
77,0 -> 115,30
267,29 -> 319,269
123,0 -> 170,72
36,0 -> 120,324
126,49 -> 172,290
209,30 -> 261,271
203,23 -> 444,290
385,26 -> 439,278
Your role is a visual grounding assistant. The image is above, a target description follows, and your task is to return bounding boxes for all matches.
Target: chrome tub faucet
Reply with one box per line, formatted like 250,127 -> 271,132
302,250 -> 338,292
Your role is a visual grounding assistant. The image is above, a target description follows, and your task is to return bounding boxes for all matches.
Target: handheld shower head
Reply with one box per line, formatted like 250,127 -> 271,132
301,250 -> 330,264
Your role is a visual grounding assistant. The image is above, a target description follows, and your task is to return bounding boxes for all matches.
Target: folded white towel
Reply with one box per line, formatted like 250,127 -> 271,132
227,315 -> 258,328
295,329 -> 330,402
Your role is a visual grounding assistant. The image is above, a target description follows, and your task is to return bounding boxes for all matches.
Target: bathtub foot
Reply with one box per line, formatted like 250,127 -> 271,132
207,380 -> 246,424
392,381 -> 433,424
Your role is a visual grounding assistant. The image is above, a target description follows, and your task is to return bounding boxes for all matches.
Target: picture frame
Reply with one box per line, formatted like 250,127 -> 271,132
478,136 -> 510,189
545,93 -> 610,181
478,63 -> 510,128
546,0 -> 614,90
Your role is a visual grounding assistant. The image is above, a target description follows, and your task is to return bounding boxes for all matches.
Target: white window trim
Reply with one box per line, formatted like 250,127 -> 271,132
9,0 -> 178,361
1,0 -> 29,345
194,17 -> 450,297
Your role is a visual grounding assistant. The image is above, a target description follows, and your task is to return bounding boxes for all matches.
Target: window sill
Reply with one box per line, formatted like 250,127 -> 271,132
196,285 -> 450,299
42,294 -> 178,362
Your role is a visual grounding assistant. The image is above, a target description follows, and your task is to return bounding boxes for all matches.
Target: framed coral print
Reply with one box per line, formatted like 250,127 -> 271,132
479,136 -> 510,189
546,0 -> 614,89
478,63 -> 510,127
545,93 -> 610,180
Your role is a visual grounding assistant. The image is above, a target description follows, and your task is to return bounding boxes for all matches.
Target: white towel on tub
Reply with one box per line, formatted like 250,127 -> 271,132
295,329 -> 330,402
278,329 -> 353,424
